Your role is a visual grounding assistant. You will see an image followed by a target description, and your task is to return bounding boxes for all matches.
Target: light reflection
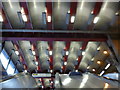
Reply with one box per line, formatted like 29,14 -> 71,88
62,77 -> 72,85
79,74 -> 88,88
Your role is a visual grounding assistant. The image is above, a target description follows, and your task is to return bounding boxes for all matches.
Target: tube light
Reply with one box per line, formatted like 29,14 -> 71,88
93,17 -> 99,24
99,70 -> 105,76
15,51 -> 19,55
68,10 -> 70,13
71,16 -> 75,23
47,16 -> 51,22
105,64 -> 110,70
0,14 -> 3,22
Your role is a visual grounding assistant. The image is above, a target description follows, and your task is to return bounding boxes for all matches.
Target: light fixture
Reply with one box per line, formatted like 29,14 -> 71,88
91,58 -> 94,61
92,68 -> 95,72
71,16 -> 75,23
93,17 -> 99,24
15,50 -> 19,55
75,70 -> 78,72
68,10 -> 70,13
32,51 -> 36,55
41,86 -> 44,88
24,70 -> 27,73
87,66 -> 90,69
66,51 -> 69,55
103,50 -> 108,55
51,81 -> 53,83
0,14 -> 3,22
105,64 -> 110,70
82,51 -> 85,55
97,47 -> 100,51
99,70 -> 105,76
21,8 -> 27,22
76,58 -> 78,60
97,61 -> 101,65
91,11 -> 94,14
35,61 -> 38,66
47,16 -> 51,22
50,70 -> 53,73
49,51 -> 52,55
115,12 -> 119,16
64,62 -> 67,65
104,83 -> 109,88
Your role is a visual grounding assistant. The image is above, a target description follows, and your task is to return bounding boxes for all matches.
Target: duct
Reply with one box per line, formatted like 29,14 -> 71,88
66,42 -> 81,71
43,79 -> 50,88
37,41 -> 49,71
19,41 -> 37,72
79,42 -> 100,71
53,41 -> 65,71
4,41 -> 24,72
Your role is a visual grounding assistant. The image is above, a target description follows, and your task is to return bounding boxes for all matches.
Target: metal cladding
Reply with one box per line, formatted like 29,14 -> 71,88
53,41 -> 65,71
4,41 -> 24,72
19,41 -> 37,72
37,41 -> 49,71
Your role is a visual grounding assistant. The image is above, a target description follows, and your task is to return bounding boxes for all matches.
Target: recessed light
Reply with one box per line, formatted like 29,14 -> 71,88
64,62 -> 67,65
105,64 -> 110,70
82,51 -> 85,55
68,10 -> 70,13
35,61 -> 38,66
97,61 -> 101,65
103,50 -> 108,55
97,47 -> 100,51
75,70 -> 78,72
49,51 -> 52,55
24,70 -> 27,73
87,66 -> 90,69
50,70 -> 53,73
32,51 -> 36,55
91,11 -> 94,14
92,68 -> 95,72
71,16 -> 75,23
66,51 -> 69,55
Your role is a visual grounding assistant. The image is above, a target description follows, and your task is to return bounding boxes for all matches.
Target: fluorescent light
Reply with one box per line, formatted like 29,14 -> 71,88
71,16 -> 75,23
75,70 -> 78,72
80,1 -> 84,10
32,51 -> 36,55
105,64 -> 110,70
15,51 -> 19,55
93,17 -> 99,24
48,16 -> 51,22
62,78 -> 71,85
66,51 -> 69,55
92,68 -> 95,72
49,51 -> 52,55
82,51 -> 85,55
0,14 -> 3,22
64,62 -> 67,65
22,14 -> 27,22
99,71 -> 105,76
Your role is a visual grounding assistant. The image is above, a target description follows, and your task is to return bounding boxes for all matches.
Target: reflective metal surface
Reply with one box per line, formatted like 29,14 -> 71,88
55,72 -> 119,88
0,72 -> 38,88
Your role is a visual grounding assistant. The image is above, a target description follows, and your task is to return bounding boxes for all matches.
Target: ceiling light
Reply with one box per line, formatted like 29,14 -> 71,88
51,81 -> 53,83
75,70 -> 78,72
21,8 -> 25,14
97,61 -> 101,65
45,9 -> 47,13
115,12 -> 119,16
93,17 -> 99,24
82,51 -> 85,55
47,16 -> 51,22
50,70 -> 53,73
41,86 -> 44,88
64,62 -> 67,65
24,70 -> 27,73
92,68 -> 95,72
0,14 -> 3,22
71,16 -> 75,23
68,10 -> 70,13
35,61 -> 38,66
66,51 -> 69,55
32,51 -> 36,55
87,66 -> 90,69
91,11 -> 94,14
103,50 -> 108,55
15,50 -> 19,55
22,14 -> 27,22
76,58 -> 78,60
91,58 -> 94,61
99,70 -> 105,76
105,64 -> 110,70
49,51 -> 52,55
104,83 -> 109,88
97,47 -> 100,51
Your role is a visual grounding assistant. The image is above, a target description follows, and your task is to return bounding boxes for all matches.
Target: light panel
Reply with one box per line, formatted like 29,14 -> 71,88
99,70 -> 105,76
105,64 -> 110,70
